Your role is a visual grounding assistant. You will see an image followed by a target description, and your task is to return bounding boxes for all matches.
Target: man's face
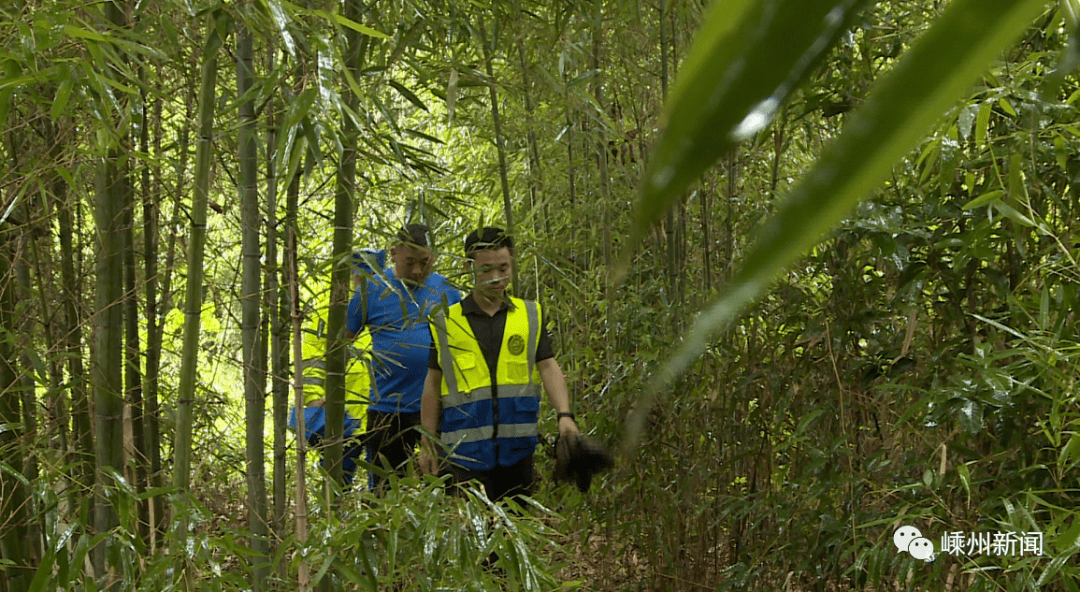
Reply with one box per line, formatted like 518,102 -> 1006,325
391,244 -> 433,287
470,247 -> 513,300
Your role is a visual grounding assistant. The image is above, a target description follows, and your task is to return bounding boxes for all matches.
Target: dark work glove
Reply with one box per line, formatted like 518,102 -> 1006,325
554,434 -> 614,492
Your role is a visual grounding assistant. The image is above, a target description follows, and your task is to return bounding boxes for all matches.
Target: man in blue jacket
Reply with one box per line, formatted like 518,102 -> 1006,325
347,224 -> 461,490
289,249 -> 383,485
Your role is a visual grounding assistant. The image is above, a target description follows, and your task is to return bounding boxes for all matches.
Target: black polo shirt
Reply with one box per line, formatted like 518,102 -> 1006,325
428,294 -> 554,377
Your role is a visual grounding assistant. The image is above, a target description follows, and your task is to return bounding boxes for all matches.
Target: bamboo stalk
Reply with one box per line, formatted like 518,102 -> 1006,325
266,50 -> 289,565
0,168 -> 30,592
172,14 -> 222,587
288,169 -> 310,592
88,3 -> 131,583
237,15 -> 270,591
479,16 -> 519,290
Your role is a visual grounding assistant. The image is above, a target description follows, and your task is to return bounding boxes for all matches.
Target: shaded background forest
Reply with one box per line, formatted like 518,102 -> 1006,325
1,0 -> 1079,590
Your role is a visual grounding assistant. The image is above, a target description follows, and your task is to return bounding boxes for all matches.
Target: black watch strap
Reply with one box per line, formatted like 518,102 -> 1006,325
557,412 -> 576,421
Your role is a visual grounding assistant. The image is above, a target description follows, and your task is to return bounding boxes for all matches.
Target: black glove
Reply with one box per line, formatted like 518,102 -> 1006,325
554,434 -> 614,492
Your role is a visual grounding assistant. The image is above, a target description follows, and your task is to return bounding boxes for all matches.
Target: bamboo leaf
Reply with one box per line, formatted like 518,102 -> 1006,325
301,117 -> 323,168
62,24 -> 110,42
327,11 -> 389,39
976,100 -> 993,147
998,96 -> 1018,116
1060,433 -> 1080,470
625,0 -> 873,262
993,201 -> 1038,229
259,0 -> 296,56
1040,284 -> 1050,330
136,485 -> 178,501
1038,550 -> 1076,586
282,87 -> 316,130
404,128 -> 445,144
956,463 -> 971,495
447,68 -> 458,124
388,79 -> 429,112
371,93 -> 401,135
1054,516 -> 1080,550
0,58 -> 25,125
70,533 -> 111,582
625,0 -> 1050,449
0,461 -> 31,485
51,73 -> 75,120
961,189 -> 1005,209
96,70 -> 138,95
1063,0 -> 1080,28
0,73 -> 34,92
27,549 -> 56,592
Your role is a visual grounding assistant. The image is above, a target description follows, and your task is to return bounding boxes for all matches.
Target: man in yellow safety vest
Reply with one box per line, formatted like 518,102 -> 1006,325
289,250 -> 382,484
419,227 -> 580,501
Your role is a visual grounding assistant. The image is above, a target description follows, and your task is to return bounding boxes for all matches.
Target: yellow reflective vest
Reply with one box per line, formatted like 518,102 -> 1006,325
300,290 -> 371,432
429,297 -> 542,471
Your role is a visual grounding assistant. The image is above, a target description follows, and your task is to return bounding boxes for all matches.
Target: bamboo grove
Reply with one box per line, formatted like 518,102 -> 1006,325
2,0 -> 1080,590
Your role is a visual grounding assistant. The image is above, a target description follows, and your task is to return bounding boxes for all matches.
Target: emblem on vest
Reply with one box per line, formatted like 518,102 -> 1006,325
507,334 -> 525,356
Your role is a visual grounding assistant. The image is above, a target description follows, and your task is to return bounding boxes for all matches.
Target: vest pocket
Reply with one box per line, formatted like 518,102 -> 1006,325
506,360 -> 528,382
512,394 -> 540,422
454,352 -> 477,387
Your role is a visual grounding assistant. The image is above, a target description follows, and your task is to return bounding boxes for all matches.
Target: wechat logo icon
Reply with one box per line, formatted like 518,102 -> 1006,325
894,525 -> 936,562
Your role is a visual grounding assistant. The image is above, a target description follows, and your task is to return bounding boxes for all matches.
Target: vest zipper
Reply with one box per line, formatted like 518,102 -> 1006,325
491,382 -> 499,462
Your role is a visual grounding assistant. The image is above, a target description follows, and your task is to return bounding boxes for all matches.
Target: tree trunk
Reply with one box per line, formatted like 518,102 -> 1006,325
173,14 -> 222,586
236,16 -> 270,591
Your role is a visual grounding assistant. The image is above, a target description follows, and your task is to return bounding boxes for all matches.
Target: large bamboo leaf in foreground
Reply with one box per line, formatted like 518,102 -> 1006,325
623,0 -> 872,262
625,0 -> 1050,448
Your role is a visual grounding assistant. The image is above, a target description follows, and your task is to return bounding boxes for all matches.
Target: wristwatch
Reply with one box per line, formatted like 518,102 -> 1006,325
557,412 -> 576,421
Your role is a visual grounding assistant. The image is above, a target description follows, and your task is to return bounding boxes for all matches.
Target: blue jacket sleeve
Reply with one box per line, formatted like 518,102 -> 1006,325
347,282 -> 367,334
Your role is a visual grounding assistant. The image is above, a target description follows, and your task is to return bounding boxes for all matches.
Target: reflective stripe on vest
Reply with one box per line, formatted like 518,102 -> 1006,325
431,298 -> 542,470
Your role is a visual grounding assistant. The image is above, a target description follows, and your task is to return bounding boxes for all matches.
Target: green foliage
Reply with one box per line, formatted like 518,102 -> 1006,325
626,0 -> 1052,447
23,467 -> 573,592
302,474 -> 573,591
632,0 -> 872,257
6,0 -> 1080,589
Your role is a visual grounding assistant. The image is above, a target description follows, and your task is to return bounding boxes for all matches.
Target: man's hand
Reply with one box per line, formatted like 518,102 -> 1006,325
558,415 -> 580,437
418,447 -> 438,475
420,369 -> 443,476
